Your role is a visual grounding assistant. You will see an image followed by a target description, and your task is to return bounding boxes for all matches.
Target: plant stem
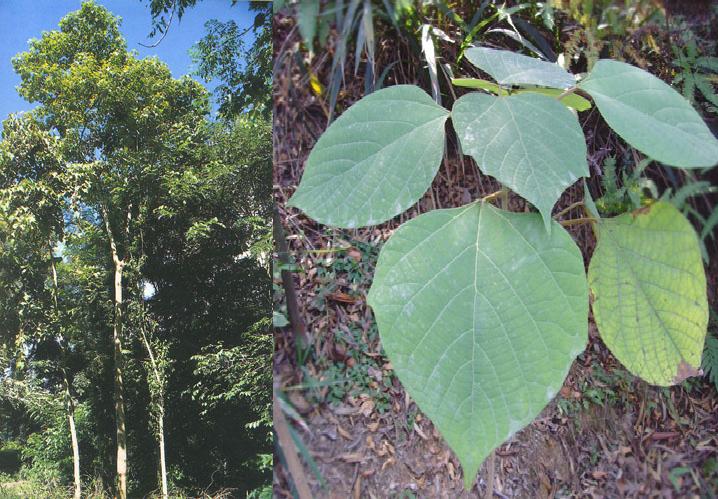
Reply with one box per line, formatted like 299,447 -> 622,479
556,86 -> 578,101
560,217 -> 597,227
554,201 -> 585,220
500,187 -> 509,210
482,190 -> 503,203
485,450 -> 495,499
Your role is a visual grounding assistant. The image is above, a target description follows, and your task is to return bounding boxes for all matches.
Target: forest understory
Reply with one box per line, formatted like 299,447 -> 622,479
273,2 -> 718,497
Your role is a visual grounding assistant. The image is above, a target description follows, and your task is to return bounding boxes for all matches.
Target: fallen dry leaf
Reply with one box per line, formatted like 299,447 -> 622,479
340,452 -> 365,463
347,248 -> 362,262
327,291 -> 357,303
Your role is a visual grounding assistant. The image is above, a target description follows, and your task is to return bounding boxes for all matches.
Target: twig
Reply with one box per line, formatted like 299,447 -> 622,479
139,0 -> 177,48
499,187 -> 509,210
554,201 -> 584,220
482,190 -> 504,203
485,450 -> 495,498
556,86 -> 578,101
560,217 -> 597,227
274,208 -> 310,352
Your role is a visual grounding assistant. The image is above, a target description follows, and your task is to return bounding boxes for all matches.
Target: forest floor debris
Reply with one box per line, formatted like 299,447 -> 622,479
273,6 -> 718,497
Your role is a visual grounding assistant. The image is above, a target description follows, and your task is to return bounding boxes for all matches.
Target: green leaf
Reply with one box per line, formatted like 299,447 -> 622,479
297,1 -> 319,51
273,311 -> 289,328
696,56 -> 718,72
578,60 -> 718,168
452,92 -> 588,230
368,202 -> 588,488
588,202 -> 708,386
702,333 -> 718,391
465,46 -> 575,89
288,85 -> 449,228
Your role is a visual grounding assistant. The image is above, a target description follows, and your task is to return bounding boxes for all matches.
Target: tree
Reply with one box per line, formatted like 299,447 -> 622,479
0,113 -> 82,499
11,3 -> 210,497
2,2 -> 272,495
140,0 -> 271,118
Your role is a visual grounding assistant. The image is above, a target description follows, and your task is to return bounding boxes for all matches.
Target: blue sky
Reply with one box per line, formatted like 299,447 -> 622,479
0,0 -> 256,124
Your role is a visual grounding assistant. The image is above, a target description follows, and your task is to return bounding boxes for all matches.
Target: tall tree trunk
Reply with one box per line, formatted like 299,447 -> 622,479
102,206 -> 129,499
49,242 -> 81,499
113,261 -> 128,499
139,325 -> 168,499
63,373 -> 82,499
157,404 -> 168,499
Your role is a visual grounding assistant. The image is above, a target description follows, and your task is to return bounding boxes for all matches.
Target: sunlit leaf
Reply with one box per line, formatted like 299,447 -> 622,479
579,60 -> 718,168
589,202 -> 708,386
288,85 -> 449,228
465,46 -> 575,89
368,202 -> 588,488
452,92 -> 588,230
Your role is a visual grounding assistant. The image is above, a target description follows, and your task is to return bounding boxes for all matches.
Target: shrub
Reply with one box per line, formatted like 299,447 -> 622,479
288,46 -> 718,488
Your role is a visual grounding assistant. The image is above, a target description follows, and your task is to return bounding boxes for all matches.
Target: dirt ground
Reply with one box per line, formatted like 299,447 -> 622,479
273,5 -> 718,497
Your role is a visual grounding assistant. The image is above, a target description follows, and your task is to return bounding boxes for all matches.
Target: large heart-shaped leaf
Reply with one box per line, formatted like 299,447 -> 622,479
588,202 -> 708,386
465,46 -> 575,89
578,60 -> 718,168
452,92 -> 589,230
368,202 -> 588,488
287,85 -> 449,228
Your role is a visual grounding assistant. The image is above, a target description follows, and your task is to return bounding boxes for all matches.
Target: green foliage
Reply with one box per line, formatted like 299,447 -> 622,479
465,46 -> 575,89
21,408 -> 77,485
452,91 -> 588,229
289,44 -> 716,488
302,322 -> 394,413
191,318 -> 272,426
191,3 -> 271,118
594,155 -> 656,216
555,0 -> 663,70
368,202 -> 587,487
589,202 -> 708,386
287,85 -> 449,228
2,1 -> 272,496
671,34 -> 718,115
578,60 -> 718,168
702,312 -> 718,392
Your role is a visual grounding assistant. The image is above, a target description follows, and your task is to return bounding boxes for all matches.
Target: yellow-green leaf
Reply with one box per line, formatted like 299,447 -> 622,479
588,202 -> 708,385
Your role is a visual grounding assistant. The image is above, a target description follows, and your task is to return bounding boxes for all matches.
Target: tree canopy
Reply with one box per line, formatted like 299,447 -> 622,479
0,2 -> 271,497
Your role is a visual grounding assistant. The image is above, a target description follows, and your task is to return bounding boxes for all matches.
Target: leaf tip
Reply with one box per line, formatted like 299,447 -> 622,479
673,359 -> 702,385
462,472 -> 476,491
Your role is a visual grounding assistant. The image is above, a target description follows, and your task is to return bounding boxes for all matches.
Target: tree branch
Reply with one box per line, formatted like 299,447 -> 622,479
139,0 -> 177,48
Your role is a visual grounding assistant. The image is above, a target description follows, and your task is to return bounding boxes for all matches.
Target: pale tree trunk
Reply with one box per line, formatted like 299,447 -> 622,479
113,261 -> 128,499
157,404 -> 168,499
139,325 -> 168,499
102,206 -> 128,499
49,243 -> 81,499
62,373 -> 82,499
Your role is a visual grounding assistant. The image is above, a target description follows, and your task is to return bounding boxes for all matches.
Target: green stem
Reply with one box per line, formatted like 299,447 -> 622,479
554,201 -> 584,220
482,190 -> 503,203
556,86 -> 578,101
500,187 -> 509,210
560,217 -> 597,227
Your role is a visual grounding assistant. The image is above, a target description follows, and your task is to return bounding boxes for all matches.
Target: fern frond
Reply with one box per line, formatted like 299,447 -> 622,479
702,333 -> 718,391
